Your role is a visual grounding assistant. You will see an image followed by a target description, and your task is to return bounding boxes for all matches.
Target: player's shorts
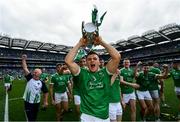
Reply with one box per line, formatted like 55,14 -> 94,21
136,90 -> 152,100
4,83 -> 11,87
109,102 -> 122,120
81,113 -> 110,122
54,92 -> 68,104
74,95 -> 81,105
149,90 -> 159,99
175,87 -> 180,95
123,92 -> 136,103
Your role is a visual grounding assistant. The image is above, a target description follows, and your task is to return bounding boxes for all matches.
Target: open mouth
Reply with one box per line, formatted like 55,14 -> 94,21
90,64 -> 96,69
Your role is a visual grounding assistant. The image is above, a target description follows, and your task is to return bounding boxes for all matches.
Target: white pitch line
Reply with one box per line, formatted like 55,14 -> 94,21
8,97 -> 23,101
4,91 -> 9,122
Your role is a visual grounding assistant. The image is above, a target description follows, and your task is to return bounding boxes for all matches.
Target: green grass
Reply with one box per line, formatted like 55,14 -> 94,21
0,77 -> 179,121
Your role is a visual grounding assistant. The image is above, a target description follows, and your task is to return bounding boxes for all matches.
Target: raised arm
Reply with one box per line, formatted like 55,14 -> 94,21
156,64 -> 169,79
94,36 -> 120,74
21,54 -> 30,76
134,61 -> 142,79
65,38 -> 87,75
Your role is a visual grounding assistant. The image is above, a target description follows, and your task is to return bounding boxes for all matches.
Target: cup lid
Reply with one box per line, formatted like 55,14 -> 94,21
84,23 -> 96,33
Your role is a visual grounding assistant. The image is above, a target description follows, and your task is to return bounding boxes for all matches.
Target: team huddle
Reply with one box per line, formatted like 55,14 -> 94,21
3,35 -> 180,122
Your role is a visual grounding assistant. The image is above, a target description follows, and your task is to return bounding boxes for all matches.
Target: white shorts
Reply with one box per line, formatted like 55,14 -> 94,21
54,92 -> 68,104
74,95 -> 81,105
109,102 -> 122,120
136,90 -> 152,100
175,87 -> 180,95
123,92 -> 136,104
81,113 -> 110,122
4,83 -> 11,88
149,90 -> 159,99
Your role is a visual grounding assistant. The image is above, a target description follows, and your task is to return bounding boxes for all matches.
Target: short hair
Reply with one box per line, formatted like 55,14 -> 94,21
123,58 -> 130,63
56,63 -> 63,67
148,61 -> 154,66
86,51 -> 99,58
142,62 -> 149,66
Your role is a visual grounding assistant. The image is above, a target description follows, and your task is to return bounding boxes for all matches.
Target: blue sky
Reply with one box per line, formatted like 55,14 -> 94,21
0,0 -> 180,46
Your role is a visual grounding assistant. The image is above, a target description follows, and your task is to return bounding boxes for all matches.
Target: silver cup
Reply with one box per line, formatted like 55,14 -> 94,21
82,22 -> 99,49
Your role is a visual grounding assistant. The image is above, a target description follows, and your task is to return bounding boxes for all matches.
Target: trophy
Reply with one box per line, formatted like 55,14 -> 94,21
82,5 -> 107,50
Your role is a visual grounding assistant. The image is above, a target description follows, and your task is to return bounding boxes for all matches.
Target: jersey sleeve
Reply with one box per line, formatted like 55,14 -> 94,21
25,73 -> 33,82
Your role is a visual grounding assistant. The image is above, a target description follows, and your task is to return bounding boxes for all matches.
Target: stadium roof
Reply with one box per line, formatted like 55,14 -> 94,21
0,23 -> 180,54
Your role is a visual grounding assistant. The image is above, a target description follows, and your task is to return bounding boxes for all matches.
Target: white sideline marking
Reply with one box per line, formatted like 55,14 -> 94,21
9,97 -> 23,101
4,91 -> 9,122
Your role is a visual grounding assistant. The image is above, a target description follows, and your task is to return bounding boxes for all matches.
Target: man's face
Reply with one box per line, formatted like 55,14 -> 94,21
123,60 -> 130,68
79,58 -> 86,67
143,66 -> 149,73
86,54 -> 100,72
100,59 -> 105,67
172,63 -> 179,69
56,65 -> 63,73
33,69 -> 42,80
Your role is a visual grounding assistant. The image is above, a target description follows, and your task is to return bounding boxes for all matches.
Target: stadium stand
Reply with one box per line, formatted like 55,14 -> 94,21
0,23 -> 180,75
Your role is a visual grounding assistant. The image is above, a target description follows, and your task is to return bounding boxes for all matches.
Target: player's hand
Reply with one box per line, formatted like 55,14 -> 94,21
51,100 -> 56,105
137,61 -> 142,66
79,37 -> 88,47
93,36 -> 103,46
162,64 -> 168,69
22,54 -> 27,60
121,100 -> 126,110
131,83 -> 140,89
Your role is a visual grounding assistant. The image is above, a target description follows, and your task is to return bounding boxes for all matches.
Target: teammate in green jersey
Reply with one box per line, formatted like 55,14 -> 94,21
109,69 -> 123,122
135,62 -> 168,121
148,61 -> 161,121
73,57 -> 87,120
4,73 -> 14,92
170,60 -> 180,119
49,63 -> 72,121
40,68 -> 50,110
120,58 -> 139,121
65,35 -> 120,121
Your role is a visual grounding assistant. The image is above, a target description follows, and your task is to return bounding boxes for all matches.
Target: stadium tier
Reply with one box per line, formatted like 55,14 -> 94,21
0,23 -> 180,70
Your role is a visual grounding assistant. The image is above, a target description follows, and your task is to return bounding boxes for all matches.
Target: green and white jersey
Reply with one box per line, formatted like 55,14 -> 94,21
170,68 -> 180,87
136,71 -> 156,91
51,73 -> 69,93
109,75 -> 121,103
23,73 -> 48,103
73,67 -> 112,119
148,67 -> 161,90
4,74 -> 13,84
120,67 -> 134,94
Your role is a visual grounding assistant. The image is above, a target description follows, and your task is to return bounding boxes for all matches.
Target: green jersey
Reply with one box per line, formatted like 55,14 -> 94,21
136,72 -> 156,91
170,69 -> 180,87
73,67 -> 111,119
148,67 -> 161,90
120,67 -> 134,94
51,73 -> 69,93
4,74 -> 13,84
40,73 -> 49,82
109,75 -> 121,103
